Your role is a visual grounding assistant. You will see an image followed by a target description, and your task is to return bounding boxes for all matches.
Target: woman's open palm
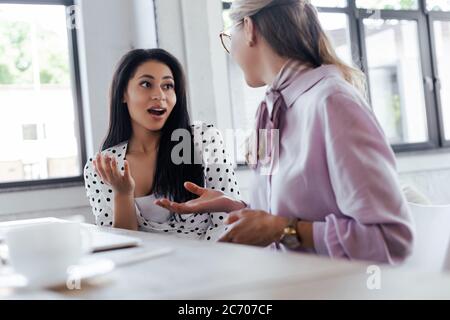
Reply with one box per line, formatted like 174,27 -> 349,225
154,182 -> 244,214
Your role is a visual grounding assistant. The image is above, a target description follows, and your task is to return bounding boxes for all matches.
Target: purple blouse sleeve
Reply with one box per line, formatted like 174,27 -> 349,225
312,91 -> 414,264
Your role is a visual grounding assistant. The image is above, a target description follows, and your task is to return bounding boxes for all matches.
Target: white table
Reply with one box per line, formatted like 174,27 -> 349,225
2,219 -> 450,300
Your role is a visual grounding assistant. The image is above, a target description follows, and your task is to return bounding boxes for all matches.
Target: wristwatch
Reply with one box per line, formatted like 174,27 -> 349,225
279,217 -> 302,249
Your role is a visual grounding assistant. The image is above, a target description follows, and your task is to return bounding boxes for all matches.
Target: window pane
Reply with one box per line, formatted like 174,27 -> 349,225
433,21 -> 450,140
0,4 -> 81,183
427,0 -> 450,11
357,0 -> 419,10
364,19 -> 428,144
311,0 -> 347,8
318,12 -> 353,65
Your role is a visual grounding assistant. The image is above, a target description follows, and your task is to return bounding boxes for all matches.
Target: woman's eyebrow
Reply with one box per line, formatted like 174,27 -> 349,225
138,74 -> 174,80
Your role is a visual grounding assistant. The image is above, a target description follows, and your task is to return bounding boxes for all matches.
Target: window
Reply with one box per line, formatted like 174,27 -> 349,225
223,0 -> 450,163
355,0 -> 419,10
317,11 -> 353,65
427,0 -> 450,11
0,0 -> 85,188
363,19 -> 429,144
432,20 -> 450,140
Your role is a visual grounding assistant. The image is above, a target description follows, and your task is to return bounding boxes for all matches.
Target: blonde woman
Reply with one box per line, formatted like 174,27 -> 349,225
156,0 -> 414,264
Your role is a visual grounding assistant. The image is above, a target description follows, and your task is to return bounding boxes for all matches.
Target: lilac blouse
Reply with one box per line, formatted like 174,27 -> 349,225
249,64 -> 414,264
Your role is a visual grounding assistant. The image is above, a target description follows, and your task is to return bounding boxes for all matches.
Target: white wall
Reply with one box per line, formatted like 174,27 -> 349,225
155,0 -> 233,131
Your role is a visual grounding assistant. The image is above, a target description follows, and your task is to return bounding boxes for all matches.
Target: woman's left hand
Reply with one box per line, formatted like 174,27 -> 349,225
218,209 -> 288,247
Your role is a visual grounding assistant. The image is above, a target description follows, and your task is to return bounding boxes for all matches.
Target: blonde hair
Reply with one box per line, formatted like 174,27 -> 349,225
230,0 -> 367,95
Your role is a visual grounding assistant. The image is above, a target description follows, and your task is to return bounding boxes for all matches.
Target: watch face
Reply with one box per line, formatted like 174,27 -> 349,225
282,234 -> 301,249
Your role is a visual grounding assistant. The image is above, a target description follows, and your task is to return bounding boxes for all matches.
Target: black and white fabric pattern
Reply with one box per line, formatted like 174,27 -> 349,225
83,122 -> 241,241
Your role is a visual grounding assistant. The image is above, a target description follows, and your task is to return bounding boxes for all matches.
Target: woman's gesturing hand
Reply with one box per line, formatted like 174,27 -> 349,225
218,210 -> 288,247
154,182 -> 245,214
93,153 -> 135,196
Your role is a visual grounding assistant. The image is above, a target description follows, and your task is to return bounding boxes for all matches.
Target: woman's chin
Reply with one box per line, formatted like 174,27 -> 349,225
245,77 -> 266,88
145,123 -> 165,132
134,116 -> 168,133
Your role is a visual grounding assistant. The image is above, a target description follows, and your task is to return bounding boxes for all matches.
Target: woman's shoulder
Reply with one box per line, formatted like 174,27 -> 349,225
296,69 -> 370,121
190,121 -> 215,131
190,121 -> 221,139
190,122 -> 228,164
101,141 -> 128,156
84,141 -> 128,173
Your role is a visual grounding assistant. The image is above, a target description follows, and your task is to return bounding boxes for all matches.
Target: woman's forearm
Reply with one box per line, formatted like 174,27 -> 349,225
113,193 -> 138,231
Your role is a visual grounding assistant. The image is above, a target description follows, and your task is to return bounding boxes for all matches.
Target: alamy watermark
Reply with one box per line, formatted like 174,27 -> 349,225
66,265 -> 82,290
169,126 -> 280,176
366,265 -> 382,290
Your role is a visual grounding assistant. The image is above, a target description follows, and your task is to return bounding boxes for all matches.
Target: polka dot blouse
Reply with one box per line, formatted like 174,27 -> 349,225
83,122 -> 241,242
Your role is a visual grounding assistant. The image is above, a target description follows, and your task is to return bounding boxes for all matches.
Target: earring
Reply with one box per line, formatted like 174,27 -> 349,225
248,40 -> 254,47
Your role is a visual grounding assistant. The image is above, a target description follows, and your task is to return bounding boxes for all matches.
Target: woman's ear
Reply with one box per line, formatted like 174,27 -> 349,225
243,17 -> 257,47
123,92 -> 128,104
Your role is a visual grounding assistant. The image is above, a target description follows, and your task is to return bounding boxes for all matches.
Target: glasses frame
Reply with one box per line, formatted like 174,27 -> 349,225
219,20 -> 244,54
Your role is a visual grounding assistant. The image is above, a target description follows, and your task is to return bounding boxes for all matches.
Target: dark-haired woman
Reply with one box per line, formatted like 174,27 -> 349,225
83,49 -> 241,241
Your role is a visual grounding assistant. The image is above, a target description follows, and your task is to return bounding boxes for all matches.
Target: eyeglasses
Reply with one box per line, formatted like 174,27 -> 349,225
219,20 -> 243,54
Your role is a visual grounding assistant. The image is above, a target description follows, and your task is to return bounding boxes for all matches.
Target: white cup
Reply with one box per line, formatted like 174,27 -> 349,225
5,221 -> 92,287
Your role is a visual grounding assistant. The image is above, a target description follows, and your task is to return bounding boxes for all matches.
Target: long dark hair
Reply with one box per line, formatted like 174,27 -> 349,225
102,48 -> 204,202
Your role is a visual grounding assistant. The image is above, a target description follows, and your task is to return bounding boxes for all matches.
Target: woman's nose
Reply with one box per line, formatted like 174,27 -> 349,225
151,87 -> 166,101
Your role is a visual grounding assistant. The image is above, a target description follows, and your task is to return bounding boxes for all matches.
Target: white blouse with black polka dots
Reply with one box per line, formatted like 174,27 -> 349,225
83,122 -> 241,242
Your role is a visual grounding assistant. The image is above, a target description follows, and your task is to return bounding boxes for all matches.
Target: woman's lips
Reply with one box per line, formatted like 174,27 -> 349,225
147,106 -> 167,117
147,109 -> 167,116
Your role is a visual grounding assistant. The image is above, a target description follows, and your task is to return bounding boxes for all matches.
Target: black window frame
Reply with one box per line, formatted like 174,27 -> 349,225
0,0 -> 86,192
223,0 -> 450,156
427,6 -> 450,148
312,0 -> 450,152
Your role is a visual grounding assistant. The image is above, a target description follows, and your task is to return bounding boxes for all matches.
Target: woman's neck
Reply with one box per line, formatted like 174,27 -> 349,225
128,125 -> 161,155
260,48 -> 290,86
